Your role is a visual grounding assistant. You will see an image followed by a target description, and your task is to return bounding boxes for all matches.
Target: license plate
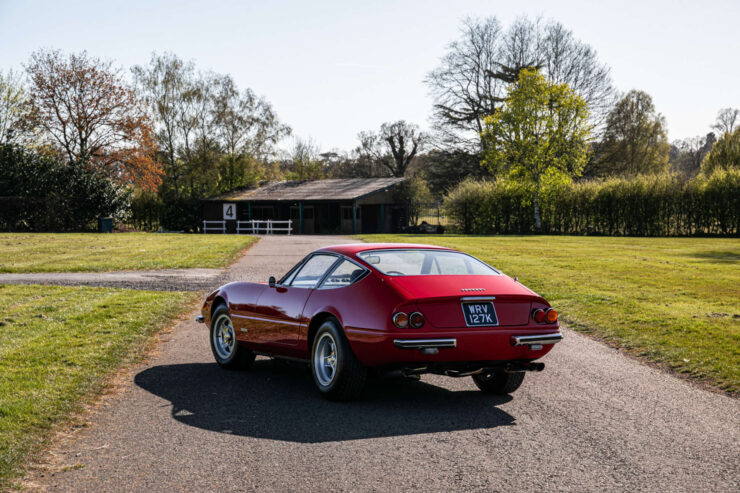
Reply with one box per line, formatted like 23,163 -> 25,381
461,302 -> 498,327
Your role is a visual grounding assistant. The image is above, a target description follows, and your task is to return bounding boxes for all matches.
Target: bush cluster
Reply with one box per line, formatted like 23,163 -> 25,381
0,144 -> 129,232
444,171 -> 740,236
128,191 -> 201,232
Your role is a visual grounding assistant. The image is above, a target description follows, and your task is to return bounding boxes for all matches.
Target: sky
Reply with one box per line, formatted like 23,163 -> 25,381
1,0 -> 738,151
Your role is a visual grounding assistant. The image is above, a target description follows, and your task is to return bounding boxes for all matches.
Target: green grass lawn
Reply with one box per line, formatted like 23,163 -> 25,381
0,284 -> 195,488
359,235 -> 740,394
0,233 -> 258,273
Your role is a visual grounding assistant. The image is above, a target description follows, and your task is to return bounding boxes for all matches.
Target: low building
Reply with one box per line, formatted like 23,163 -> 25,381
201,178 -> 407,234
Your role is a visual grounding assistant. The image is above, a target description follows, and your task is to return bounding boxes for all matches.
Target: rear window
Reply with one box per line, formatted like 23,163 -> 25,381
357,249 -> 499,276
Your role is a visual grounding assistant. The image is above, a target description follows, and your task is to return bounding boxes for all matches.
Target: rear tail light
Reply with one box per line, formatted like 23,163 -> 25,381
409,312 -> 425,328
392,312 -> 409,329
532,308 -> 558,324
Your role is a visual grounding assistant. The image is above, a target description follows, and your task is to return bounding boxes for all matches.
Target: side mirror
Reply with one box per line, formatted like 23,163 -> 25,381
268,276 -> 276,287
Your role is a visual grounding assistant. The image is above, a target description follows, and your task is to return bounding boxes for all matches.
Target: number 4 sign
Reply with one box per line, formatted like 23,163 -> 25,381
223,203 -> 236,220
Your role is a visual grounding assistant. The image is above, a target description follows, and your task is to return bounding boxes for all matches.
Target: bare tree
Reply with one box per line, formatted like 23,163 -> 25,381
133,53 -> 196,196
213,75 -> 290,161
357,121 -> 426,177
289,137 -> 324,180
0,69 -> 31,144
426,16 -> 615,149
134,53 -> 290,196
712,107 -> 740,135
26,49 -> 160,190
425,17 -> 508,149
670,133 -> 716,176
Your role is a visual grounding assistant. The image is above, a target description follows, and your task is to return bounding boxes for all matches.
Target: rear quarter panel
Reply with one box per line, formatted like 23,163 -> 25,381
301,272 -> 407,353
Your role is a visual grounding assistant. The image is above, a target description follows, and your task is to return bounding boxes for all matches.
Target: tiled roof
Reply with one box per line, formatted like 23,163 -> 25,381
210,178 -> 405,201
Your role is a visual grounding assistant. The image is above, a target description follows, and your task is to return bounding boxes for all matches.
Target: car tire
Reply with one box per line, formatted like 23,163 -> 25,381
210,304 -> 255,370
311,318 -> 367,401
472,371 -> 525,394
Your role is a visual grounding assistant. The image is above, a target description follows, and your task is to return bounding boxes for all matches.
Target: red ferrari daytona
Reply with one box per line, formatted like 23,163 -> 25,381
197,243 -> 562,401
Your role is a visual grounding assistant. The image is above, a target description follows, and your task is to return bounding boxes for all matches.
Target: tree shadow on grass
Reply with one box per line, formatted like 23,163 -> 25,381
134,359 -> 515,443
688,250 -> 740,263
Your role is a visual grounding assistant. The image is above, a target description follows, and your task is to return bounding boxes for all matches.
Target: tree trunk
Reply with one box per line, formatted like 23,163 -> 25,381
533,191 -> 542,232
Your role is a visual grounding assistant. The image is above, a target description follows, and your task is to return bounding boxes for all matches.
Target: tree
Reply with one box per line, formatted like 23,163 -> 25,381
357,120 -> 426,177
593,90 -> 670,177
426,16 -> 614,149
25,49 -> 161,190
712,107 -> 740,136
288,138 -> 324,180
670,133 -> 715,177
132,53 -> 195,197
212,74 -> 290,191
702,127 -> 740,174
0,70 -> 31,144
133,53 -> 290,197
481,69 -> 591,230
417,149 -> 487,197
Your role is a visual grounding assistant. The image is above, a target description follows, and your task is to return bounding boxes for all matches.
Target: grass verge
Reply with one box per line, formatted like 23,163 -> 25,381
0,233 -> 258,273
0,284 -> 196,488
359,235 -> 740,394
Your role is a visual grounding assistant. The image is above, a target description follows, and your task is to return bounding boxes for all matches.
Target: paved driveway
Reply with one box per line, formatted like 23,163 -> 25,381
27,235 -> 740,492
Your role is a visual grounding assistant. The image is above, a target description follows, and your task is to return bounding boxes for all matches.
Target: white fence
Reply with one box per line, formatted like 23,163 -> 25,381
203,219 -> 292,235
202,220 -> 226,234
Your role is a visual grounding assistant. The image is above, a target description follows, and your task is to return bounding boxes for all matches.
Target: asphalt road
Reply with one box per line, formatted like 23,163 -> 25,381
27,236 -> 740,492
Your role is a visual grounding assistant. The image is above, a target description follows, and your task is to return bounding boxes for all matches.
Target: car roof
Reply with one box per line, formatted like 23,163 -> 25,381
316,243 -> 457,256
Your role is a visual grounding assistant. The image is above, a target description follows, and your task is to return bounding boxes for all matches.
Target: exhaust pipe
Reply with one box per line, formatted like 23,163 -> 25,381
504,361 -> 545,372
527,362 -> 545,372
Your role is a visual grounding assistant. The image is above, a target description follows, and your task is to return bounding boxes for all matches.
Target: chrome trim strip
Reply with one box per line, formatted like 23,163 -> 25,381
460,296 -> 496,301
231,313 -> 301,326
393,338 -> 457,349
511,333 -> 563,346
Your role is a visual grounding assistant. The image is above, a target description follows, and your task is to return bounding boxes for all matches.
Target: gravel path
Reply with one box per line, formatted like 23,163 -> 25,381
0,269 -> 223,291
26,235 -> 740,492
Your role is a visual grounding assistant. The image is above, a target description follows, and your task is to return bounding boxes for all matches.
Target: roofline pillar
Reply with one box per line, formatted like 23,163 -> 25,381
299,202 -> 303,234
352,201 -> 357,235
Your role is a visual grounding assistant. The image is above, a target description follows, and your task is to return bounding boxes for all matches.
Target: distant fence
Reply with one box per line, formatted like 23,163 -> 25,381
237,220 -> 292,235
404,202 -> 447,233
202,219 -> 292,235
202,220 -> 226,234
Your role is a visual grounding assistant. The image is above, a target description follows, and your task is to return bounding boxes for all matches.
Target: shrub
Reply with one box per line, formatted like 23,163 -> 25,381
444,171 -> 740,236
0,144 -> 129,231
129,190 -> 162,231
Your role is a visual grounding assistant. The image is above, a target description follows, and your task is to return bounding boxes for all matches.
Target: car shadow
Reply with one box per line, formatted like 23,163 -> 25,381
134,359 -> 515,443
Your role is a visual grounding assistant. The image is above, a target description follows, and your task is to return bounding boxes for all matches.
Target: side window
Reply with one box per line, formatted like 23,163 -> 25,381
278,255 -> 309,285
290,255 -> 337,288
320,260 -> 366,289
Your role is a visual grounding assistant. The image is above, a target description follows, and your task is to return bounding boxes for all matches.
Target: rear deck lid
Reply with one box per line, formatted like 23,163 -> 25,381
389,275 -> 541,328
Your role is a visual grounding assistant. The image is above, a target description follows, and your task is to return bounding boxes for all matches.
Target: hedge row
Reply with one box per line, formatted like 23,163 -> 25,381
0,144 -> 129,232
444,170 -> 740,236
128,190 -> 202,232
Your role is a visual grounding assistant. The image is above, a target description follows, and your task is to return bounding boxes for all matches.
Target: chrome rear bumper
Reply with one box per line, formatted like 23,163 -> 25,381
511,333 -> 563,346
393,338 -> 457,349
195,315 -> 205,324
